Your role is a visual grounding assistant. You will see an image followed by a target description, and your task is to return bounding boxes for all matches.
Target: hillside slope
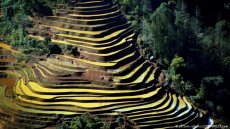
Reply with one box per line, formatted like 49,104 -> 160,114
0,0 -> 213,128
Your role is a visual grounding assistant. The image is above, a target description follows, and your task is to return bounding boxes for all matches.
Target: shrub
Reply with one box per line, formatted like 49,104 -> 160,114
57,114 -> 103,129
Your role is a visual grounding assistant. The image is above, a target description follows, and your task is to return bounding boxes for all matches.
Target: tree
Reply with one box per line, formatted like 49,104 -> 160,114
141,3 -> 177,60
70,114 -> 101,129
201,20 -> 230,75
168,55 -> 185,75
58,114 -> 112,129
168,55 -> 195,96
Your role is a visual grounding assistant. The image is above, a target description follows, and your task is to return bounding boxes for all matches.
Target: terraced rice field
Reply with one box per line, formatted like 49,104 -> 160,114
0,0 -> 214,128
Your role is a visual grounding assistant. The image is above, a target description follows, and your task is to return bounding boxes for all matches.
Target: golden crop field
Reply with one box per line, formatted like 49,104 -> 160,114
0,0 -> 214,128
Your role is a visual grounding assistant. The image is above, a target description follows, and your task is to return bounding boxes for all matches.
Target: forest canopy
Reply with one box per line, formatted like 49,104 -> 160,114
114,0 -> 230,126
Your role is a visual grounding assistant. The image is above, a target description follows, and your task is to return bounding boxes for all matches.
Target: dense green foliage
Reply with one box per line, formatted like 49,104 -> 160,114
0,0 -> 54,55
115,0 -> 230,125
116,0 -> 230,126
58,114 -> 103,129
141,3 -> 177,59
57,114 -> 134,129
